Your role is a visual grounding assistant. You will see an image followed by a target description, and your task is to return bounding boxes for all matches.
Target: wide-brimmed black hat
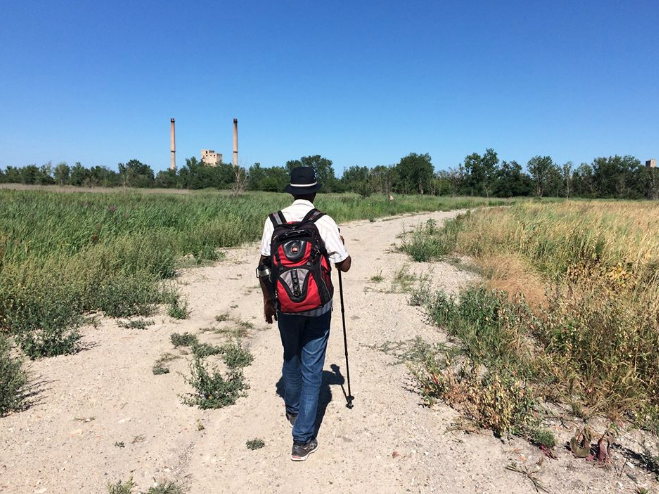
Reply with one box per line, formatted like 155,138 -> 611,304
285,166 -> 323,194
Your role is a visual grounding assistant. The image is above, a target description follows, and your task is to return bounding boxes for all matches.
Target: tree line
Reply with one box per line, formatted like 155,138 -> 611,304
1,150 -> 657,199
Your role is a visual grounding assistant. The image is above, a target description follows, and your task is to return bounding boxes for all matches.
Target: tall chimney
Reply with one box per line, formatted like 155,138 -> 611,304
233,118 -> 238,167
170,118 -> 176,171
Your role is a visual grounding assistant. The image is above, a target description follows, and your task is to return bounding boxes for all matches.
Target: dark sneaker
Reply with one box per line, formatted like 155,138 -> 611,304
286,412 -> 297,428
291,438 -> 318,461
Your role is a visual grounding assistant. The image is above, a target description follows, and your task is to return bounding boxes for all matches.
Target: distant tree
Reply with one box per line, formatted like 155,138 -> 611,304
261,166 -> 290,192
54,162 -> 71,185
435,168 -> 464,196
341,165 -> 369,189
3,166 -> 21,183
562,162 -> 573,198
248,162 -> 289,192
527,155 -> 555,197
118,159 -> 154,188
463,149 -> 499,197
19,165 -> 39,185
591,155 -> 642,198
247,163 -> 266,191
69,162 -> 90,186
494,160 -> 532,197
341,165 -> 374,196
286,155 -> 338,192
572,163 -> 595,197
178,157 -> 235,190
155,169 -> 178,188
370,165 -> 398,196
640,165 -> 659,200
88,166 -> 119,187
395,153 -> 434,194
231,164 -> 248,196
35,162 -> 54,185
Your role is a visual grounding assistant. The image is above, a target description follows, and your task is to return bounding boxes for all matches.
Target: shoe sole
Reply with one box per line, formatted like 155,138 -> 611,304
291,444 -> 318,462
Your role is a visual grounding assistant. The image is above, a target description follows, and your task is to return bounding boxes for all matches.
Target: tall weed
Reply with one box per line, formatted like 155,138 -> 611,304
406,200 -> 659,420
0,335 -> 28,415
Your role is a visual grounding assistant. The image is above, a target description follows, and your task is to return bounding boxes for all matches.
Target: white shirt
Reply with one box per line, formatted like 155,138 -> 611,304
260,199 -> 349,264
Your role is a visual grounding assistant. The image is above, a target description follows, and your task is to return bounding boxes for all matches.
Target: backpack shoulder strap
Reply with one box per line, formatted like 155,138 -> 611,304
301,208 -> 325,223
269,211 -> 287,227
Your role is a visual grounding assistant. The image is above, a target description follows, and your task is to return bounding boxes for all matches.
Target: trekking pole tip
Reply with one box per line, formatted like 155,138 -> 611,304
346,396 -> 355,409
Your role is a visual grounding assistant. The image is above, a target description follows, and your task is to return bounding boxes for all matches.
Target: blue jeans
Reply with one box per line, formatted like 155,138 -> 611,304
278,310 -> 331,444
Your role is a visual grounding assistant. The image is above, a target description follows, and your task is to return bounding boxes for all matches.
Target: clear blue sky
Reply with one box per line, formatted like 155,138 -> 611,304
1,0 -> 657,174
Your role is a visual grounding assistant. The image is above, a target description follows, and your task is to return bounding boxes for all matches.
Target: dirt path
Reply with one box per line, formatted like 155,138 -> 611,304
0,210 -> 652,493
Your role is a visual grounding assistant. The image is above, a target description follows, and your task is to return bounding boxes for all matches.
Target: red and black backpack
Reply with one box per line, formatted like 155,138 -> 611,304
269,209 -> 334,313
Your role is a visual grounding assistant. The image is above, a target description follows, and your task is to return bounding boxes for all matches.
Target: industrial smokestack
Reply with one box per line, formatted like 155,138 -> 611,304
170,118 -> 176,171
233,118 -> 238,167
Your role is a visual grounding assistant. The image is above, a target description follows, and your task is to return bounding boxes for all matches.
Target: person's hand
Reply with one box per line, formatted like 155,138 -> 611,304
340,235 -> 345,245
264,300 -> 278,324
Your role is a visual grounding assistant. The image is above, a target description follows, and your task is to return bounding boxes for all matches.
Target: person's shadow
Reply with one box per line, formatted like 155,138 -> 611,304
275,363 -> 348,434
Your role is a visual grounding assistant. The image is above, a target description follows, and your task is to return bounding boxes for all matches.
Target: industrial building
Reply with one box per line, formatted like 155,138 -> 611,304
169,117 -> 238,169
201,149 -> 223,165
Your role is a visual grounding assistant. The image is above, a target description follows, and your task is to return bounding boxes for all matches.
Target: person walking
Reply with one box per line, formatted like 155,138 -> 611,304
258,166 -> 352,461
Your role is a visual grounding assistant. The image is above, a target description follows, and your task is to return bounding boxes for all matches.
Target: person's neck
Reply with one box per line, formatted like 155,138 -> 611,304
293,195 -> 315,204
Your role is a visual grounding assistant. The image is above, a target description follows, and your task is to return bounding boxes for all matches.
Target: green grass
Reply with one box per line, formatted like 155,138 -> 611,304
0,189 -> 508,358
0,334 -> 28,416
399,215 -> 466,262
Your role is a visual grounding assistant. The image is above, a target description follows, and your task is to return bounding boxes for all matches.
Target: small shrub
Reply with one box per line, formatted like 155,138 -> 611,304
170,332 -> 198,348
246,438 -> 265,450
214,327 -> 248,338
390,265 -> 416,293
236,320 -> 254,330
531,428 -> 557,449
118,319 -> 154,330
183,357 -> 249,409
152,352 -> 179,375
152,365 -> 170,375
192,343 -> 223,359
97,276 -> 163,318
107,479 -> 134,494
221,342 -> 253,369
215,313 -> 230,322
168,298 -> 188,320
144,482 -> 183,494
370,271 -> 384,283
0,335 -> 28,416
414,359 -> 536,436
15,326 -> 81,359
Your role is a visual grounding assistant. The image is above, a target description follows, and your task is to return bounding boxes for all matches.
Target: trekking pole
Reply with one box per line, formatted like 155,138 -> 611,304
338,270 -> 354,409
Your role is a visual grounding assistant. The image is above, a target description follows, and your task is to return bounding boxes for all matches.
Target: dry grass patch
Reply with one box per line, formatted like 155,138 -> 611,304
480,254 -> 547,308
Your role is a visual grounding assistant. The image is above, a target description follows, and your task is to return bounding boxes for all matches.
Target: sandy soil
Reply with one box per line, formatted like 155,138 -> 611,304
1,210 -> 656,494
